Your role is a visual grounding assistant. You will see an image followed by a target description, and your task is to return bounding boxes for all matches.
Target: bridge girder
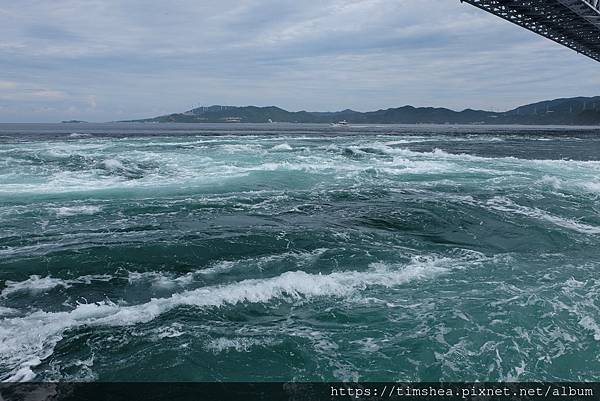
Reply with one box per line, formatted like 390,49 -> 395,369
461,0 -> 600,62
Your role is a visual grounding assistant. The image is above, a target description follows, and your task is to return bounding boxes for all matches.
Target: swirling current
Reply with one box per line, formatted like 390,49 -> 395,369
0,123 -> 599,382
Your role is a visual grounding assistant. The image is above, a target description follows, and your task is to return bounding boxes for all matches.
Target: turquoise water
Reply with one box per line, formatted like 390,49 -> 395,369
1,123 -> 600,382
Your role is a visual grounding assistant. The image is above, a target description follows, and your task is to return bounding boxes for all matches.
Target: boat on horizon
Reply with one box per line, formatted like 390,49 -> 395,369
330,120 -> 349,127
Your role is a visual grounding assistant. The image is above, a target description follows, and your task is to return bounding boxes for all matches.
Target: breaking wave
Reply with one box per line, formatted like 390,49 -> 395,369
0,255 -> 453,381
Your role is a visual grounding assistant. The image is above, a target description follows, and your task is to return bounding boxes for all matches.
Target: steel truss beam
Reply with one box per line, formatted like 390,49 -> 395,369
461,0 -> 600,62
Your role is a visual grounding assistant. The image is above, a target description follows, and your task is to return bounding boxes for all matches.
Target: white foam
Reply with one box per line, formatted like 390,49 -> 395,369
578,316 -> 600,341
198,248 -> 327,275
220,144 -> 264,153
350,145 -> 600,178
198,261 -> 236,275
127,271 -> 194,287
486,197 -> 600,234
54,205 -> 102,217
559,279 -> 600,342
538,175 -> 562,190
205,337 -> 277,353
1,275 -> 70,298
155,323 -> 185,339
7,136 -> 600,197
1,274 -> 114,298
101,158 -> 126,170
350,337 -> 381,352
583,181 -> 600,193
271,143 -> 293,151
0,306 -> 18,316
0,255 -> 453,381
416,147 -> 600,169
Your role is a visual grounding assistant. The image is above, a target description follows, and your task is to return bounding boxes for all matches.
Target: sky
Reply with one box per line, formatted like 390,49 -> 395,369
1,0 -> 600,122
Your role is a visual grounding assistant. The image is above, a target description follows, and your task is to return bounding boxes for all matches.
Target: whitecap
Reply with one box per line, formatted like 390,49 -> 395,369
538,175 -> 562,190
0,255 -> 453,381
578,316 -> 600,341
101,159 -> 127,171
0,307 -> 18,316
127,271 -> 194,287
205,337 -> 277,353
1,274 -> 114,298
155,323 -> 185,339
1,275 -> 70,298
271,143 -> 293,151
486,197 -> 600,235
54,205 -> 102,217
583,181 -> 600,193
198,248 -> 328,275
220,144 -> 264,153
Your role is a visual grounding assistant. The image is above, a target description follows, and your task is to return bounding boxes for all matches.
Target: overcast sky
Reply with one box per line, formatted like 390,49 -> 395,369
1,0 -> 599,122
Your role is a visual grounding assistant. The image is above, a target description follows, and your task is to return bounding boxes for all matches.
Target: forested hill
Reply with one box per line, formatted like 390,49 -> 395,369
126,96 -> 600,125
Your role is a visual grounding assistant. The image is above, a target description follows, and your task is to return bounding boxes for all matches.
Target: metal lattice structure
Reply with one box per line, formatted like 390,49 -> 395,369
461,0 -> 600,62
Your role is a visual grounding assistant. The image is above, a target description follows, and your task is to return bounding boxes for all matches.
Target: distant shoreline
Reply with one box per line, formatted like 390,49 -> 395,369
2,122 -> 600,129
114,121 -> 600,127
120,96 -> 600,126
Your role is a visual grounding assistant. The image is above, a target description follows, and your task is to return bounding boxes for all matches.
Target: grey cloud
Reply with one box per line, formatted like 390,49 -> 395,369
0,0 -> 597,122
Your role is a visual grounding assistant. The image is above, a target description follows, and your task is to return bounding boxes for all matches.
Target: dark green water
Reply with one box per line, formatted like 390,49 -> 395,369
1,123 -> 599,381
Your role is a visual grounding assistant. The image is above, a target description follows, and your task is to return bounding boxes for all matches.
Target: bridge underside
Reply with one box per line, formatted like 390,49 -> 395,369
461,0 -> 600,62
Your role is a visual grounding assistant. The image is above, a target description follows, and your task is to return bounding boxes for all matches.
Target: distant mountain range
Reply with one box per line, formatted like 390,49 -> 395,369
126,96 -> 600,125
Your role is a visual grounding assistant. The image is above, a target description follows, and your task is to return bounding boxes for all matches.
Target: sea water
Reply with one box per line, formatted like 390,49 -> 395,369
0,123 -> 599,381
